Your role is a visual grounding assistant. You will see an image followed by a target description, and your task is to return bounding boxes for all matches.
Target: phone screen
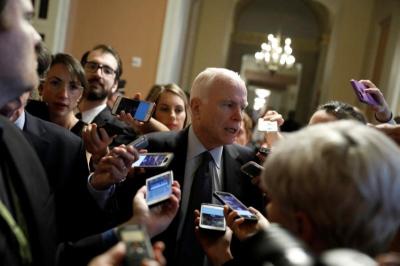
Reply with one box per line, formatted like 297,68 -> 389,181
200,204 -> 225,231
214,192 -> 257,220
146,171 -> 173,206
113,97 -> 154,121
132,154 -> 170,168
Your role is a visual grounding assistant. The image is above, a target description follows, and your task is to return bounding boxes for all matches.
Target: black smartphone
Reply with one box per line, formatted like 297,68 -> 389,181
213,191 -> 258,221
131,153 -> 174,168
240,161 -> 264,178
146,171 -> 173,207
199,203 -> 226,232
117,224 -> 154,266
112,96 -> 155,122
98,122 -> 125,136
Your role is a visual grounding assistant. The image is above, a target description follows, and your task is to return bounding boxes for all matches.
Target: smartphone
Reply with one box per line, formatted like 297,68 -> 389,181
112,96 -> 155,122
258,119 -> 278,132
199,204 -> 226,232
146,171 -> 173,207
128,135 -> 149,150
240,161 -> 264,178
213,191 -> 258,221
350,79 -> 379,106
131,153 -> 174,168
117,224 -> 154,266
98,122 -> 124,136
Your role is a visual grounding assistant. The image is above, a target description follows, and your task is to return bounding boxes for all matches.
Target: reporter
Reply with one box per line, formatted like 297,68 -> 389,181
262,120 -> 400,256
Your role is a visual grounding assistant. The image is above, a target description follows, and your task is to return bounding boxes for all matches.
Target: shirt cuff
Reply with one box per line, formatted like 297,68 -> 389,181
101,228 -> 119,247
87,173 -> 115,209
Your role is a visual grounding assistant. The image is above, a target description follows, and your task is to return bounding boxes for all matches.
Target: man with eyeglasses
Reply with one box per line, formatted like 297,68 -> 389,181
79,44 -> 136,148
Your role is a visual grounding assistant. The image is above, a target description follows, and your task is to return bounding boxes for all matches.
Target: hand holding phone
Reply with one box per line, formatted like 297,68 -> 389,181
117,224 -> 154,266
131,153 -> 174,168
112,96 -> 155,122
199,204 -> 226,232
146,171 -> 173,207
350,79 -> 379,106
213,191 -> 258,221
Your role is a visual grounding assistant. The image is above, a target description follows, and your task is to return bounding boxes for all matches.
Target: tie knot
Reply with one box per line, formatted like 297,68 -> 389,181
200,151 -> 213,165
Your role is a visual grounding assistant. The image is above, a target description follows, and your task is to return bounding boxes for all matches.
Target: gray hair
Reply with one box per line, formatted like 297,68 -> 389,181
190,68 -> 245,101
263,120 -> 400,255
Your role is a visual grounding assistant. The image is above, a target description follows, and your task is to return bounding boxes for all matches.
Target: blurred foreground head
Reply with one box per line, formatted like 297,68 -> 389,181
263,120 -> 400,256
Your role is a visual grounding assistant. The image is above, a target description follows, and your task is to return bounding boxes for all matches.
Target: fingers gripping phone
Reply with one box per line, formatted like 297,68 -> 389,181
112,96 -> 155,122
117,224 -> 154,266
350,79 -> 379,106
131,153 -> 174,168
199,204 -> 226,232
213,191 -> 258,221
146,171 -> 173,207
240,161 -> 264,178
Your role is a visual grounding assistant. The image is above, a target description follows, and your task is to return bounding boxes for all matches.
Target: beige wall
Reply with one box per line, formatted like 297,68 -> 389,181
318,0 -> 375,105
65,0 -> 167,98
188,0 -> 238,85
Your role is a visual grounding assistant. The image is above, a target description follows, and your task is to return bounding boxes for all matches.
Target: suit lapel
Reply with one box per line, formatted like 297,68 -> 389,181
23,113 -> 50,155
0,116 -> 51,211
222,145 -> 242,195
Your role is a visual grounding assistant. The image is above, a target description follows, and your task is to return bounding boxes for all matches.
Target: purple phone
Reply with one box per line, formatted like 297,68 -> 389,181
350,79 -> 379,106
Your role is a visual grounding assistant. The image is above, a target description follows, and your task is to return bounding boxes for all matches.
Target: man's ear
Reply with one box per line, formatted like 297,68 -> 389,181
111,79 -> 119,94
190,98 -> 202,119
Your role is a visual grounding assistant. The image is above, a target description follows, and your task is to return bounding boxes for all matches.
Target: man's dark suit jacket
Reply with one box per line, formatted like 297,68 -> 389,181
92,106 -> 137,146
0,115 -> 57,266
23,112 -> 111,241
110,128 -> 265,265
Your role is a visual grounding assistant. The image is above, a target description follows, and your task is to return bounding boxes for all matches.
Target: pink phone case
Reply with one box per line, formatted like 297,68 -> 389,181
350,79 -> 379,106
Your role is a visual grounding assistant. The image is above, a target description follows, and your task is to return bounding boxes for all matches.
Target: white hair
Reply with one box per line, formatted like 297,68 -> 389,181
263,120 -> 400,255
190,67 -> 245,101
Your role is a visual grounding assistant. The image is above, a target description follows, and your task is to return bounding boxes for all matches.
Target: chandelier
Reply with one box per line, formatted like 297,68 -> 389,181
254,33 -> 296,73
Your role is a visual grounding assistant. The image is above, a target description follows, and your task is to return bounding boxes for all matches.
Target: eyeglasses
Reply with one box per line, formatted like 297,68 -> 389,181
84,61 -> 116,77
46,77 -> 83,93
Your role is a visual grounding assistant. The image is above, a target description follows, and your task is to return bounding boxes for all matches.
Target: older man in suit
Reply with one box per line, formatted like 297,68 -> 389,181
91,68 -> 265,266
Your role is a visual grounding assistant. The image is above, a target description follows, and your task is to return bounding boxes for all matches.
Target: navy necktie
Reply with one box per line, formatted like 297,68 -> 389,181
177,151 -> 213,266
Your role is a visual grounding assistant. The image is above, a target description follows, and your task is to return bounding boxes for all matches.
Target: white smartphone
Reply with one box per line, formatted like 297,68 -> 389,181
112,96 -> 155,122
258,119 -> 278,132
131,153 -> 174,168
199,204 -> 226,232
146,171 -> 173,207
240,161 -> 264,178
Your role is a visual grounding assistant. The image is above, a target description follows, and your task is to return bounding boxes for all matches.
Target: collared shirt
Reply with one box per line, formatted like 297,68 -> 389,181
14,111 -> 25,130
176,126 -> 223,239
81,103 -> 107,124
